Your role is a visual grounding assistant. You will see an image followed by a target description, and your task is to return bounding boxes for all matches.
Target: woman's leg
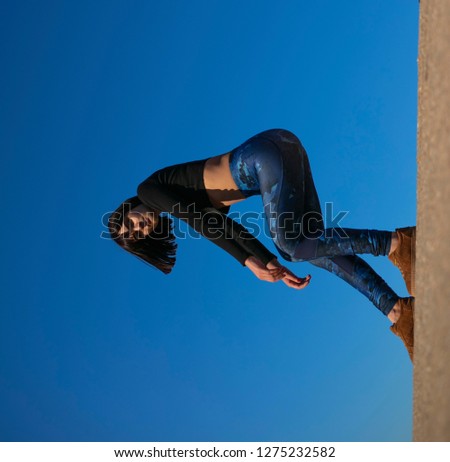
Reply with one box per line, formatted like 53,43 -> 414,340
249,129 -> 399,317
308,255 -> 399,316
252,130 -> 393,262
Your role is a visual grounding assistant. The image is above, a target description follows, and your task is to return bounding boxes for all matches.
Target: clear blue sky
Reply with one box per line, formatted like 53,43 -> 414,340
1,0 -> 418,442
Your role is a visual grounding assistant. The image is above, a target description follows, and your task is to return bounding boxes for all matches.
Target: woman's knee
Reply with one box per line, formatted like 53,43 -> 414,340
273,129 -> 307,160
276,129 -> 301,146
256,128 -> 301,147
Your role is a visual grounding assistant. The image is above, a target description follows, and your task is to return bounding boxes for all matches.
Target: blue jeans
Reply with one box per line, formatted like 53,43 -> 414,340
228,129 -> 398,316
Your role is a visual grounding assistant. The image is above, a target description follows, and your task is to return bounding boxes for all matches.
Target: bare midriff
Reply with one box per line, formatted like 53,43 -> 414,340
203,152 -> 247,209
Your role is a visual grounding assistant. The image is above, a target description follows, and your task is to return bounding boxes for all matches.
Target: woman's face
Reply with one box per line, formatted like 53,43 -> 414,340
119,204 -> 159,239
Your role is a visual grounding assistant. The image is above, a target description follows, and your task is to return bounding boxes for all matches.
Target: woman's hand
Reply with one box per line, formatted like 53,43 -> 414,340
265,257 -> 311,289
244,256 -> 287,282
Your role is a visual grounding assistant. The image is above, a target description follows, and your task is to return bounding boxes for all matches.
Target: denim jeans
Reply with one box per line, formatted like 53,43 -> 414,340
228,128 -> 398,316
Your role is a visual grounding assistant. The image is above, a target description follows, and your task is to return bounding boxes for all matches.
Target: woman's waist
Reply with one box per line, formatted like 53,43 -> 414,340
204,153 -> 248,206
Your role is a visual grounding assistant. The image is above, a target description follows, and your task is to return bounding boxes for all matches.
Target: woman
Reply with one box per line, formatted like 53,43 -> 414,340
108,129 -> 415,361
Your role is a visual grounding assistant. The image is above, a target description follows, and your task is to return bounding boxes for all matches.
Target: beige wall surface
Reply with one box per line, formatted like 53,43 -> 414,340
414,0 -> 450,442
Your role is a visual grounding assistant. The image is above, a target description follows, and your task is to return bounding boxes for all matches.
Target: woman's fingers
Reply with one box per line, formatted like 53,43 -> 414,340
268,268 -> 286,281
265,267 -> 286,281
284,279 -> 309,289
284,267 -> 310,283
259,265 -> 311,286
283,273 -> 311,289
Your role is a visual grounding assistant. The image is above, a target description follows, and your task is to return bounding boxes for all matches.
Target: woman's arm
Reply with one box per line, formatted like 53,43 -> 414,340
202,206 -> 277,266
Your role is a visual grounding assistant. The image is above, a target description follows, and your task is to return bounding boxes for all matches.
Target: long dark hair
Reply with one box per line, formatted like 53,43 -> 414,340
108,195 -> 177,274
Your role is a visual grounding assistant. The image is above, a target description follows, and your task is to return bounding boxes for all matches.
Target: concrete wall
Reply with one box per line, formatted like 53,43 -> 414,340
414,0 -> 450,442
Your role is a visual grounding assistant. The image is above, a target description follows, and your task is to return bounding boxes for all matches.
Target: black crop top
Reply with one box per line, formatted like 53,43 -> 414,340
136,157 -> 277,266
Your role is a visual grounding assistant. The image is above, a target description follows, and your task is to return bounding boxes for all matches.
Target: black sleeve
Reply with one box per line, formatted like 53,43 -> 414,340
137,179 -> 277,266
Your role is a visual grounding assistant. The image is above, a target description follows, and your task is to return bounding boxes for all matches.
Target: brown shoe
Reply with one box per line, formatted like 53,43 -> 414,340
390,297 -> 414,362
388,226 -> 416,297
